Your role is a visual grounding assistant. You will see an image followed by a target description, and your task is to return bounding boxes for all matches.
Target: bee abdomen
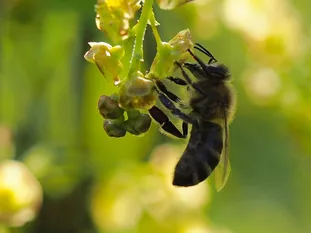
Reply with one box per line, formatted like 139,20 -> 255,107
173,121 -> 223,187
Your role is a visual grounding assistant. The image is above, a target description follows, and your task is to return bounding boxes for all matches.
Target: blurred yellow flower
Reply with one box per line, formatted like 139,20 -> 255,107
90,144 -> 211,232
0,160 -> 42,227
149,144 -> 211,210
243,67 -> 281,105
223,0 -> 303,63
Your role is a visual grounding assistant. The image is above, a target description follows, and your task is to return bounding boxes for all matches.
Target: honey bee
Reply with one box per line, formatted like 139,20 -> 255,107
148,44 -> 236,191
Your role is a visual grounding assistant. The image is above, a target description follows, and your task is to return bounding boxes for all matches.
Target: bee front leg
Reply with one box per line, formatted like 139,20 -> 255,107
149,106 -> 187,138
175,62 -> 207,96
155,80 -> 181,103
155,79 -> 190,109
156,90 -> 196,125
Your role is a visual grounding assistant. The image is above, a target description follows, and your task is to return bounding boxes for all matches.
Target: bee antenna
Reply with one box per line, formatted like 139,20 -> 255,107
194,43 -> 217,64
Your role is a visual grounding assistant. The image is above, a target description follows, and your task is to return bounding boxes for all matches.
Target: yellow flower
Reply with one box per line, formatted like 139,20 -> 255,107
147,29 -> 194,79
96,0 -> 142,42
84,42 -> 124,85
119,71 -> 156,110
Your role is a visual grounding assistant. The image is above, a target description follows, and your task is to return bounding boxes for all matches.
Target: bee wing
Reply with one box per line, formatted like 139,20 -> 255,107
214,105 -> 231,191
214,147 -> 231,191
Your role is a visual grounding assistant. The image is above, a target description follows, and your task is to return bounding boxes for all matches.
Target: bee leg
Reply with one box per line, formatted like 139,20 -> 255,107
174,62 -> 207,96
149,106 -> 187,138
155,79 -> 190,109
167,76 -> 188,86
155,80 -> 181,103
182,122 -> 188,136
183,62 -> 206,79
156,89 -> 196,125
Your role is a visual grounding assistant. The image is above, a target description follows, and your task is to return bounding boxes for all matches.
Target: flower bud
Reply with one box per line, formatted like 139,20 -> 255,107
98,94 -> 124,119
103,119 -> 127,137
147,29 -> 194,79
119,71 -> 156,110
124,110 -> 151,135
84,42 -> 124,85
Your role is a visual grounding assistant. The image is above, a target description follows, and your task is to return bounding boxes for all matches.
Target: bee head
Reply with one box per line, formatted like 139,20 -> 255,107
207,64 -> 231,81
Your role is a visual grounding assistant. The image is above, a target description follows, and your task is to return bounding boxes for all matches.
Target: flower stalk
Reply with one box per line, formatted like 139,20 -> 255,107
129,0 -> 155,76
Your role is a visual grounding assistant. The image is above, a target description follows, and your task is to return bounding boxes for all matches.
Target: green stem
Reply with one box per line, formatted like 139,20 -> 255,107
149,12 -> 162,49
129,0 -> 154,76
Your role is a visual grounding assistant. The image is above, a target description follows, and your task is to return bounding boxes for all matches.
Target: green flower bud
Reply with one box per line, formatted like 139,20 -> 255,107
124,110 -> 151,135
156,0 -> 195,10
84,42 -> 124,85
147,29 -> 194,79
103,119 -> 126,137
98,94 -> 124,119
119,71 -> 157,110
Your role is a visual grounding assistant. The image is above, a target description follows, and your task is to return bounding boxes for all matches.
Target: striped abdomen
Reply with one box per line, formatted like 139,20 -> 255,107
173,121 -> 223,186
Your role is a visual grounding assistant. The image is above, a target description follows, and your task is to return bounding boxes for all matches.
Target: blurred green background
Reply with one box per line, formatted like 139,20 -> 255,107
1,0 -> 311,233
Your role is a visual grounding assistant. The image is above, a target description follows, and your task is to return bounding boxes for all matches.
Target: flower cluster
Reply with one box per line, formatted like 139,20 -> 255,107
98,94 -> 151,137
84,0 -> 195,137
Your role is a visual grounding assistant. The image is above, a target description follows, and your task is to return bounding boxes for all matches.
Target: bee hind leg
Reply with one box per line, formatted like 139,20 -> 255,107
149,106 -> 187,138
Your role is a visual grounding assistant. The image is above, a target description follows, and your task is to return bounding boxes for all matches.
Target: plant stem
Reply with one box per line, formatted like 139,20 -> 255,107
129,0 -> 154,76
149,12 -> 162,49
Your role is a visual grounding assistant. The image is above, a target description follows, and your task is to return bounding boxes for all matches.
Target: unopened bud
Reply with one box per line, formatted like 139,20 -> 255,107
98,94 -> 124,119
124,111 -> 151,135
103,119 -> 126,137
